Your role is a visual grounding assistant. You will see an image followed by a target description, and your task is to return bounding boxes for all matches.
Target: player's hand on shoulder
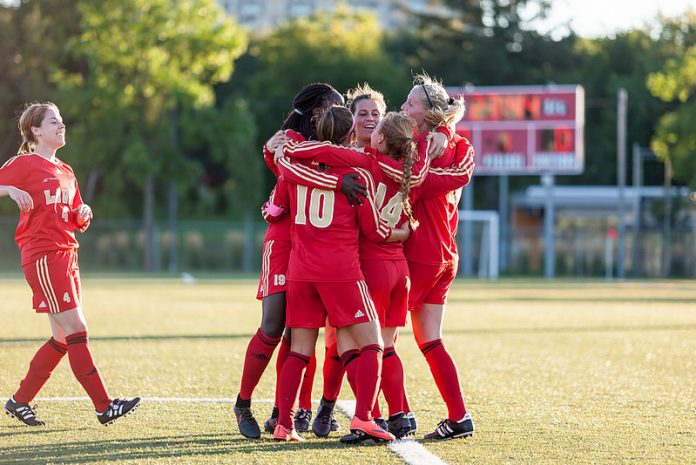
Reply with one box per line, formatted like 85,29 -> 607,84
427,131 -> 447,158
266,130 -> 290,153
73,203 -> 93,226
7,186 -> 34,213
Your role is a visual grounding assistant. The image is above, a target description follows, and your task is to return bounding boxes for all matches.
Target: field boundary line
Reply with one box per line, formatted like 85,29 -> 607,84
336,400 -> 450,465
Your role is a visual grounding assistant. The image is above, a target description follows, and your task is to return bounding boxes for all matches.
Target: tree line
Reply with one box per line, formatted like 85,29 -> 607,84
1,0 -> 694,224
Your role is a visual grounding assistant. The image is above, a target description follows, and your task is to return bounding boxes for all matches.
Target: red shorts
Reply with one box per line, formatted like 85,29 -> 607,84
256,239 -> 291,300
286,280 -> 378,329
361,259 -> 409,327
408,260 -> 457,311
22,250 -> 81,314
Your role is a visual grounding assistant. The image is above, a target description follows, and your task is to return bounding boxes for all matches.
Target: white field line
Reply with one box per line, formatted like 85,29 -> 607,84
336,400 -> 450,465
34,397 -> 450,465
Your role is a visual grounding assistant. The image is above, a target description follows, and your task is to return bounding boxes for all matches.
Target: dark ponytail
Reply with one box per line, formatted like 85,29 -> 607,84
281,83 -> 344,140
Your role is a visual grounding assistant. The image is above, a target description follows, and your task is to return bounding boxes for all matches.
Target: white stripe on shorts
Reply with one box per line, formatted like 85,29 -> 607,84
36,255 -> 60,313
357,280 -> 377,321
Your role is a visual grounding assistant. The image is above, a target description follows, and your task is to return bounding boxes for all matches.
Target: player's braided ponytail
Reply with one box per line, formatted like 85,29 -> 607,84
379,112 -> 419,230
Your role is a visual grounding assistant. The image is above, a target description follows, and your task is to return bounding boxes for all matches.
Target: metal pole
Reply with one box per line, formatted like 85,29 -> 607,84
617,89 -> 628,278
168,106 -> 179,274
542,174 -> 555,279
662,158 -> 673,278
631,143 -> 642,277
498,174 -> 509,271
462,177 -> 474,277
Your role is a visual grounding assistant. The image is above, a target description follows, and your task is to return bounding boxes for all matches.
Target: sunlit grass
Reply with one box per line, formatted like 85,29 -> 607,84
0,278 -> 694,464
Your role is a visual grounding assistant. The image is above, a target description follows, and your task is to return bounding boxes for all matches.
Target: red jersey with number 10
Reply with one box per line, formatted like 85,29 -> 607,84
0,154 -> 89,266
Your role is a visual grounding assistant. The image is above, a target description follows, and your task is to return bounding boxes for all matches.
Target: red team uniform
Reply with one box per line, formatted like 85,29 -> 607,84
0,154 -> 90,313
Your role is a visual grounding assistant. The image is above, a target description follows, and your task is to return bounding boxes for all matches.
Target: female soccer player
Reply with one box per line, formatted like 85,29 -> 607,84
0,102 -> 140,427
266,107 -> 408,443
234,83 -> 350,438
400,73 -> 476,440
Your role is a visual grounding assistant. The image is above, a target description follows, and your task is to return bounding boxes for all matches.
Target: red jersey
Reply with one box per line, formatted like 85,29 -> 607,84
264,160 -> 392,282
279,140 -> 432,261
0,154 -> 90,266
404,134 -> 475,265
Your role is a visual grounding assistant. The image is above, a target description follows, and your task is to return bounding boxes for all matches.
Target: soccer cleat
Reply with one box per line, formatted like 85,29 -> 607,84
273,423 -> 305,442
423,413 -> 474,440
96,397 -> 141,426
387,412 -> 413,439
264,415 -> 278,433
374,417 -> 388,431
294,408 -> 312,432
234,405 -> 261,439
339,416 -> 395,444
312,399 -> 339,437
5,397 -> 45,426
405,411 -> 417,434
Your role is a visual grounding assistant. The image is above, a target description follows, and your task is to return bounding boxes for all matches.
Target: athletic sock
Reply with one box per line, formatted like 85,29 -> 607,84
354,344 -> 383,422
239,328 -> 282,400
418,338 -> 467,421
14,338 -> 67,404
65,332 -> 111,412
277,351 -> 310,430
380,346 -> 405,416
272,335 -> 291,409
322,342 -> 345,402
298,352 -> 316,410
339,349 -> 361,397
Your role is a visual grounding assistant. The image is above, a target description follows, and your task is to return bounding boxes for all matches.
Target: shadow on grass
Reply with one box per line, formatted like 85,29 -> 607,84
0,433 -> 355,464
1,322 -> 695,347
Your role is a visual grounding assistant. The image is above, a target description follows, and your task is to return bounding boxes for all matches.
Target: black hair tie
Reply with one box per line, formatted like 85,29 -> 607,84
448,97 -> 455,105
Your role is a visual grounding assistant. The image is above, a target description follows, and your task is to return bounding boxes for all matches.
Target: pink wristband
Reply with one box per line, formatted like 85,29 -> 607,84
265,202 -> 285,217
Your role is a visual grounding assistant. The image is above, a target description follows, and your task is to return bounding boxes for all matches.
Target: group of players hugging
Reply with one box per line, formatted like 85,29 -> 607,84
234,74 -> 476,444
0,73 -> 475,445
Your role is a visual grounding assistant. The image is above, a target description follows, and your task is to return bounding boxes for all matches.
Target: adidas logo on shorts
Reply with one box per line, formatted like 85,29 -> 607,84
354,309 -> 365,318
39,301 -> 47,309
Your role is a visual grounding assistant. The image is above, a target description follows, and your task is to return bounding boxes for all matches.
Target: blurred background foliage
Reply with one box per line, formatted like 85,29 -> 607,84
1,0 -> 695,222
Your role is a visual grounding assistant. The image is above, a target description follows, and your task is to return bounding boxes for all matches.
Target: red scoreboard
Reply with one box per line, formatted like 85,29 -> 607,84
446,85 -> 585,175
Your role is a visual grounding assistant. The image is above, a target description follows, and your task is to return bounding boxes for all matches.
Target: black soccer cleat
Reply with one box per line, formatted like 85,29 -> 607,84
264,414 -> 278,433
312,399 -> 338,438
5,397 -> 45,426
97,397 -> 141,426
405,411 -> 417,434
387,412 -> 413,439
294,408 -> 312,432
423,413 -> 474,440
234,405 -> 261,439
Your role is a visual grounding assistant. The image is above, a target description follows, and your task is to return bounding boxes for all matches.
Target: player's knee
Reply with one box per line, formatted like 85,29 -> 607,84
260,316 -> 284,338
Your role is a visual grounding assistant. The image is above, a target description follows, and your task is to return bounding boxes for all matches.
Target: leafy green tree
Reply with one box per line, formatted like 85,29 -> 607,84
647,14 -> 696,189
54,0 -> 249,269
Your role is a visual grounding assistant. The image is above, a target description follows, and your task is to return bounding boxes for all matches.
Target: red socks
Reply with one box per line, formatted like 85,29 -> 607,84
322,342 -> 345,402
273,335 -> 291,409
298,352 -> 316,410
14,338 -> 67,404
277,351 -> 310,429
65,332 -> 112,412
239,328 -> 281,400
339,349 -> 360,397
380,346 -> 405,416
354,344 -> 383,422
419,338 -> 467,420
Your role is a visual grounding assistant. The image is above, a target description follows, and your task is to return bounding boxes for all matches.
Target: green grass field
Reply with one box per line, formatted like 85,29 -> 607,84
1,278 -> 695,465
